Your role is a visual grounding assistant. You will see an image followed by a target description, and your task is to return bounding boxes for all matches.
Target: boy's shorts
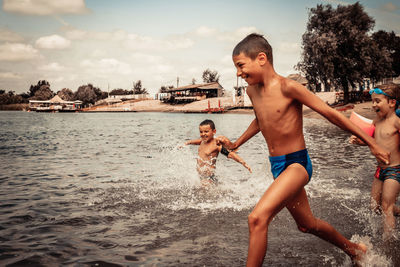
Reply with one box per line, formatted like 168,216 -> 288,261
268,149 -> 312,181
374,165 -> 400,183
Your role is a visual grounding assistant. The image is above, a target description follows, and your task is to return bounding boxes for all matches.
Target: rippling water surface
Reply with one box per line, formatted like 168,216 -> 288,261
0,111 -> 399,266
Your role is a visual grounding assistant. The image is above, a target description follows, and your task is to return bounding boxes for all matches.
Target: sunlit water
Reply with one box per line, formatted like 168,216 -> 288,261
0,111 -> 399,266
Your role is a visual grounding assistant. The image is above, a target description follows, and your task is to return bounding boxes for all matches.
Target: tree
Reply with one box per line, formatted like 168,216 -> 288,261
29,80 -> 50,97
159,86 -> 168,93
57,88 -> 75,101
372,30 -> 400,77
74,84 -> 98,106
296,2 -> 392,103
32,86 -> 54,100
202,69 -> 220,83
133,80 -> 148,94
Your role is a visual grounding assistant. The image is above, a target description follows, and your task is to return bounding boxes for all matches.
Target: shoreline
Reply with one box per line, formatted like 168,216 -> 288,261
2,96 -> 375,120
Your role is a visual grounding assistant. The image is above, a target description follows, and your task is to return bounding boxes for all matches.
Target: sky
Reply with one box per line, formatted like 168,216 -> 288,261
0,0 -> 399,95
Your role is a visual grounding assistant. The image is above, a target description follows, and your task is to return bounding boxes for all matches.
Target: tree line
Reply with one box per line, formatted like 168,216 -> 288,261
297,2 -> 400,103
0,80 -> 148,107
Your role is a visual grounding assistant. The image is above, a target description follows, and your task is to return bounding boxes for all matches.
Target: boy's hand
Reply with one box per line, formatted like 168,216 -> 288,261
243,162 -> 252,173
370,145 -> 390,165
216,136 -> 235,150
349,135 -> 365,145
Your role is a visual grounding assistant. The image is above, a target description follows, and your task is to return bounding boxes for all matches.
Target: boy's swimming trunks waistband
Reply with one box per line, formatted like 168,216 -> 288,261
268,149 -> 313,181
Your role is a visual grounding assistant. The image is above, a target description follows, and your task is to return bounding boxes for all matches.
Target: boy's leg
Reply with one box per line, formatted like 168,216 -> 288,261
246,163 -> 308,267
381,179 -> 400,239
286,185 -> 366,260
370,178 -> 383,214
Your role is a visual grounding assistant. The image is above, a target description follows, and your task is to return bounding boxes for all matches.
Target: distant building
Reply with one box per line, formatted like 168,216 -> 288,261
29,95 -> 82,112
287,74 -> 308,87
161,82 -> 224,103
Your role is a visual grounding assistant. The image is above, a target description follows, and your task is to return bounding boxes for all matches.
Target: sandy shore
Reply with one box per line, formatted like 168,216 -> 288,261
84,92 -> 375,120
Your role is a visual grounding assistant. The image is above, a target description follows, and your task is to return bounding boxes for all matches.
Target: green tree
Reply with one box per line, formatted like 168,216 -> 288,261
202,69 -> 220,83
32,86 -> 54,100
133,80 -> 148,94
29,80 -> 50,97
296,2 -> 392,103
159,86 -> 168,93
372,30 -> 400,77
57,88 -> 75,101
74,84 -> 97,106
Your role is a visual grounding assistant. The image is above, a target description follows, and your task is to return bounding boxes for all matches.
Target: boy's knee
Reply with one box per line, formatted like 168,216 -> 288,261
382,202 -> 394,214
297,220 -> 318,234
248,212 -> 269,231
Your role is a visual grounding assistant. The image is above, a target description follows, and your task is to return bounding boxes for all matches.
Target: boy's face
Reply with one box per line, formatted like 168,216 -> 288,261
371,93 -> 395,117
199,124 -> 216,142
233,52 -> 265,85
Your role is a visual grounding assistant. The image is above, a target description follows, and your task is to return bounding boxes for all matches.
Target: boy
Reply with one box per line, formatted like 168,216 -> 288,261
218,33 -> 390,266
185,119 -> 251,185
350,83 -> 400,240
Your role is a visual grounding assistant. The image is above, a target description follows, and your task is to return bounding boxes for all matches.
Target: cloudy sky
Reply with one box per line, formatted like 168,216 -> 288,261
0,0 -> 399,95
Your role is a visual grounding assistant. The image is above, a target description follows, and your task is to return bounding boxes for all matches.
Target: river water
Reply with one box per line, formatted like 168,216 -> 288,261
0,111 -> 399,266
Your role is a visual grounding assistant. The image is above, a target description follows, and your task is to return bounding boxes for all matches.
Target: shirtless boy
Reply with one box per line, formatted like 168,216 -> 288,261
218,33 -> 390,266
185,119 -> 251,185
350,83 -> 400,240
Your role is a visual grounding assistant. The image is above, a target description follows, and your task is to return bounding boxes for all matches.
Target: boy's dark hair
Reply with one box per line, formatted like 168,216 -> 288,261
380,83 -> 400,103
200,119 -> 215,130
233,33 -> 273,65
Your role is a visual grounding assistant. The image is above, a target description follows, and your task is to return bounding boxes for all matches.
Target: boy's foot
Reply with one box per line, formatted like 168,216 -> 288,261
351,243 -> 367,267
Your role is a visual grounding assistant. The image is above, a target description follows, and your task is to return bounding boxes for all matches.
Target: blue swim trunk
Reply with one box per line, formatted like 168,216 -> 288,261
374,165 -> 400,184
268,149 -> 313,181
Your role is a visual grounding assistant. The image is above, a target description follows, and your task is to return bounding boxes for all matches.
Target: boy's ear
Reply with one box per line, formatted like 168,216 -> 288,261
389,98 -> 397,108
256,52 -> 267,66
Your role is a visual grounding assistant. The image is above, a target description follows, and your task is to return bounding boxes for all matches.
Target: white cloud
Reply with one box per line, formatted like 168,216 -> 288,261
64,29 -> 87,40
80,58 -> 132,75
277,42 -> 301,54
217,27 -> 261,42
0,71 -> 22,79
35,35 -> 71,50
2,0 -> 89,15
381,2 -> 398,12
0,43 -> 40,61
124,34 -> 194,51
39,62 -> 66,72
0,28 -> 24,42
194,26 -> 218,37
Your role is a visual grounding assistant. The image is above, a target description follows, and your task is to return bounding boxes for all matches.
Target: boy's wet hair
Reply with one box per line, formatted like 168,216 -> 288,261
380,83 -> 400,103
200,119 -> 215,130
233,33 -> 273,65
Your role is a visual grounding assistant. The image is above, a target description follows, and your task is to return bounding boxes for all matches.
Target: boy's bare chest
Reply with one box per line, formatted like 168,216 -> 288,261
198,143 -> 218,157
375,120 -> 398,140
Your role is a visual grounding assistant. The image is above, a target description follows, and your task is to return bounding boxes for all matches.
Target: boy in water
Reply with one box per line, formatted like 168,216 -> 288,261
185,119 -> 251,185
350,83 -> 400,240
218,33 -> 390,266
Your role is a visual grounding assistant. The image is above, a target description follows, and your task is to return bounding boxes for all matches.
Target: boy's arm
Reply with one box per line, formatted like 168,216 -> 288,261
286,81 -> 389,165
219,146 -> 252,172
218,118 -> 260,150
185,139 -> 202,145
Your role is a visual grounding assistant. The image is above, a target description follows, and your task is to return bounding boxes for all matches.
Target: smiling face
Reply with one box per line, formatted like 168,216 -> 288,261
371,93 -> 396,117
199,124 -> 216,142
233,52 -> 265,85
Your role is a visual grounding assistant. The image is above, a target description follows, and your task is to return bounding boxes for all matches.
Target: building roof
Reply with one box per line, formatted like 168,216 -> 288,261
287,74 -> 308,85
167,82 -> 223,92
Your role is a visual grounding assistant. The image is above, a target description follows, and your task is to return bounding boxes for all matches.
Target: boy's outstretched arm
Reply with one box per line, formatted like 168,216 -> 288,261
220,146 -> 252,172
287,81 -> 390,165
228,151 -> 252,173
185,139 -> 202,145
217,118 -> 260,150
